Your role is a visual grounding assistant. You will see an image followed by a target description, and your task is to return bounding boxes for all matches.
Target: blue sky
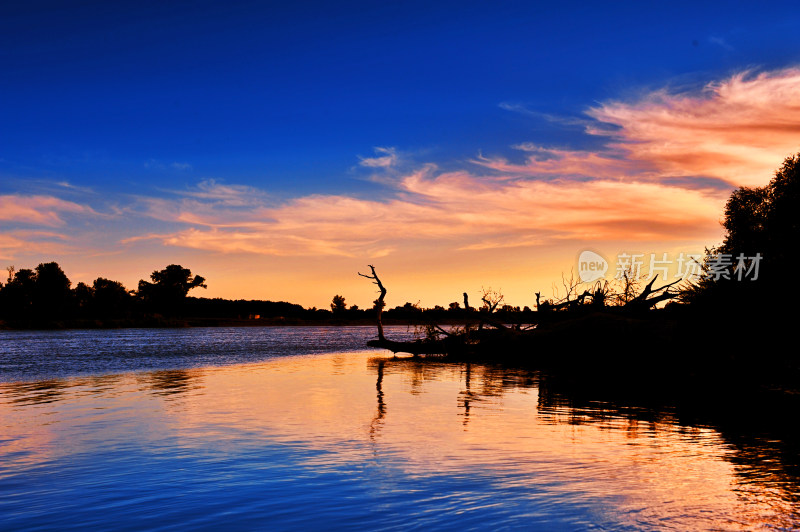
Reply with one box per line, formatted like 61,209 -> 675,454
4,1 -> 798,193
3,1 -> 800,306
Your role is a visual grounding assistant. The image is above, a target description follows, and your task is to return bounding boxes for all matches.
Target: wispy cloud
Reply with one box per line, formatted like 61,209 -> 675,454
127,165 -> 724,257
498,102 -> 588,127
0,195 -> 94,226
485,68 -> 800,188
588,68 -> 800,187
498,102 -> 541,117
0,233 -> 31,261
708,36 -> 734,51
0,230 -> 72,260
358,147 -> 398,168
144,159 -> 192,171
473,145 -> 640,181
133,180 -> 276,230
0,195 -> 95,259
164,179 -> 270,207
56,181 -> 95,194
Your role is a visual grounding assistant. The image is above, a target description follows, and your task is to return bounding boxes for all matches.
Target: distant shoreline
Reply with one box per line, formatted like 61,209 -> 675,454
0,316 -> 485,331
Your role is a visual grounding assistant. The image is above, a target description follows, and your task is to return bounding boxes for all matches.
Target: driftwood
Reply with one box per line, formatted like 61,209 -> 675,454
360,266 -> 683,357
366,337 -> 453,355
623,275 -> 681,311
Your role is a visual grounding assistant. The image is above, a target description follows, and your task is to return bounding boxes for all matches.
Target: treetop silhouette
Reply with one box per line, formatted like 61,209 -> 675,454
137,264 -> 207,313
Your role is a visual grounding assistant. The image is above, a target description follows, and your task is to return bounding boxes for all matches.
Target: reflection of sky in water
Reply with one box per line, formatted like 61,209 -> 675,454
0,326 -> 418,382
1,334 -> 799,530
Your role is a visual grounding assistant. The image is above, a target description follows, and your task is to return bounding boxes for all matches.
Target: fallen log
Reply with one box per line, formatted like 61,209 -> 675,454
358,266 -> 684,360
366,338 -> 450,355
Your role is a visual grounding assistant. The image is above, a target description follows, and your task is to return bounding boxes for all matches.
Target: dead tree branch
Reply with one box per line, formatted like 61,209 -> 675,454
478,287 -> 508,330
358,265 -> 387,341
624,274 -> 682,310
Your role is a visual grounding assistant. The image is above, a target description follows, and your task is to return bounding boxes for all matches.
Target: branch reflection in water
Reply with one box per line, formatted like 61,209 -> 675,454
366,354 -> 800,521
1,350 -> 798,530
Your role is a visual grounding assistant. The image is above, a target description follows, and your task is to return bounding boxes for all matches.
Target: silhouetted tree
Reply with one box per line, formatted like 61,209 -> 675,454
684,152 -> 800,309
0,268 -> 36,318
92,277 -> 131,317
331,294 -> 346,314
480,288 -> 503,313
34,262 -> 71,318
73,282 -> 94,317
137,264 -> 206,315
722,186 -> 769,257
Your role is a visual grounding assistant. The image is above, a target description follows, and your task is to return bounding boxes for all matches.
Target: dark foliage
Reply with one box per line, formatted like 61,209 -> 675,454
137,264 -> 206,315
92,278 -> 132,318
1,268 -> 37,318
0,263 -> 197,324
182,297 -> 308,320
330,294 -> 347,314
0,262 -> 374,327
683,152 -> 800,317
33,262 -> 72,318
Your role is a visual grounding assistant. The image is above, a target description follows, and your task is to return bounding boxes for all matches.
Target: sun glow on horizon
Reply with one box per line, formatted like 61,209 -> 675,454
4,68 -> 800,307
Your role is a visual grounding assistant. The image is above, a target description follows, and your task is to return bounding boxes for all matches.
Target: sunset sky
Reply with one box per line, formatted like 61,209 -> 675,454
3,1 -> 800,308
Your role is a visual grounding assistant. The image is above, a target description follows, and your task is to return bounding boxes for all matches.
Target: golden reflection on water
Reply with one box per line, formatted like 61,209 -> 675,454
1,351 -> 799,529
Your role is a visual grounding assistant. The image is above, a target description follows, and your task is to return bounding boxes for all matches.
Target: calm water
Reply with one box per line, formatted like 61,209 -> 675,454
1,327 -> 798,530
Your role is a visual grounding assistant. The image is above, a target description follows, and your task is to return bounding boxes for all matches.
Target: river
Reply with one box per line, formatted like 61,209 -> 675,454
1,327 -> 798,530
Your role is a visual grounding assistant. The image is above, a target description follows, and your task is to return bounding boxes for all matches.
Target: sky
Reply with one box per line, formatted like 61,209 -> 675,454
3,1 -> 800,308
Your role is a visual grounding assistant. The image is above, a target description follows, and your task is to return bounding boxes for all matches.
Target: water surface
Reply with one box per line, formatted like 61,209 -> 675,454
0,326 -> 416,382
1,327 -> 798,530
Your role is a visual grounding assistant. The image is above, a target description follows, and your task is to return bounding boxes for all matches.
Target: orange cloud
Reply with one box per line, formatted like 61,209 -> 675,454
482,68 -> 800,189
484,68 -> 800,186
0,195 -> 93,226
473,145 -> 645,180
129,165 -> 724,257
589,69 -> 800,187
0,231 -> 72,261
166,179 -> 270,207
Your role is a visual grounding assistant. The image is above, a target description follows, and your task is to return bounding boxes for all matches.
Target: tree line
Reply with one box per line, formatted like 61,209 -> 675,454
0,264 -> 210,323
0,262 -> 537,328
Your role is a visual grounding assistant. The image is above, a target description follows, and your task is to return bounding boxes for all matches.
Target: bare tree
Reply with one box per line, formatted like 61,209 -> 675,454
536,269 -> 592,313
612,264 -> 646,305
480,287 -> 504,313
358,265 -> 387,341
